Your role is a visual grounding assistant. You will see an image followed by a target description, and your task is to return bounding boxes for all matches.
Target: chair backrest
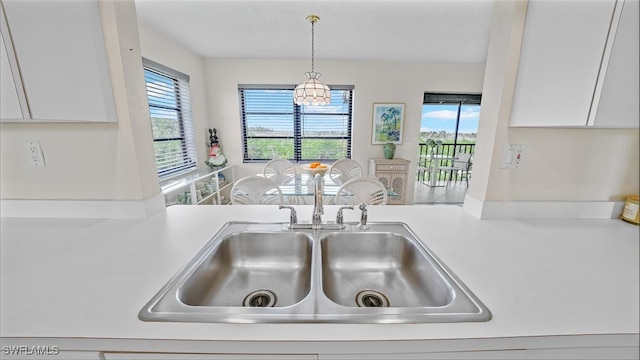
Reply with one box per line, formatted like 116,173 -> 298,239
335,177 -> 388,206
452,153 -> 472,170
329,159 -> 363,185
230,176 -> 283,205
263,158 -> 296,185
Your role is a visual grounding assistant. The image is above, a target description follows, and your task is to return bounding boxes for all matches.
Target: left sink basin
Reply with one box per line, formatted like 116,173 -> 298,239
139,222 -> 317,323
179,231 -> 312,307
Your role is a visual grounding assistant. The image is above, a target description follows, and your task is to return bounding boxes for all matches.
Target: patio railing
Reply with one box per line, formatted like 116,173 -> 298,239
417,142 -> 476,182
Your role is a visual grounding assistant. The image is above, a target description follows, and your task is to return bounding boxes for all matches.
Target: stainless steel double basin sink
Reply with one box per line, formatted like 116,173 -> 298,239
139,222 -> 491,323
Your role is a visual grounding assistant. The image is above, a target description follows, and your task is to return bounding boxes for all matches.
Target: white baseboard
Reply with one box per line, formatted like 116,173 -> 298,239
463,195 -> 626,220
0,193 -> 166,219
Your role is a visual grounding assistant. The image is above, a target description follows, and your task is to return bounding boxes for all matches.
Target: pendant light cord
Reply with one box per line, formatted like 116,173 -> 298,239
310,18 -> 315,74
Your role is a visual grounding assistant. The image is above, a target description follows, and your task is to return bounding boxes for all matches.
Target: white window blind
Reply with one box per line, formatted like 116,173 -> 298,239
239,85 -> 354,162
143,59 -> 197,178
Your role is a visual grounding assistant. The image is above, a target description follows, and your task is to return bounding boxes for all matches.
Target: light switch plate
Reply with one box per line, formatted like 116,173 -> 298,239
500,144 -> 526,169
25,141 -> 46,166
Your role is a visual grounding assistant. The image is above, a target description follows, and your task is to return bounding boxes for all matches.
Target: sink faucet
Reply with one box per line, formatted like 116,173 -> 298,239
312,173 -> 324,229
336,206 -> 354,226
279,205 -> 297,228
280,174 -> 348,230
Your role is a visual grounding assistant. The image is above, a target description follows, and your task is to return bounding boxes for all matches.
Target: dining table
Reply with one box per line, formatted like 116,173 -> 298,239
263,173 -> 396,205
280,173 -> 340,199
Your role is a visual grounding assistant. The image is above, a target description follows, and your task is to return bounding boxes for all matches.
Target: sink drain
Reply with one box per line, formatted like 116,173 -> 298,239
355,289 -> 390,307
243,289 -> 277,307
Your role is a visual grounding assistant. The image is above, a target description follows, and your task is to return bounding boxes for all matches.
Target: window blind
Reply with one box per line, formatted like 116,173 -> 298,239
424,93 -> 482,105
143,59 -> 198,178
239,85 -> 354,162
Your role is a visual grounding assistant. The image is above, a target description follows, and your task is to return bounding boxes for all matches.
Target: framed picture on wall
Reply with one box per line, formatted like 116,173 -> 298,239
371,103 -> 405,144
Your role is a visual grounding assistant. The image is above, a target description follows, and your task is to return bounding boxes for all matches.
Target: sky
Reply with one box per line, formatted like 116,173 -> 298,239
421,104 -> 480,134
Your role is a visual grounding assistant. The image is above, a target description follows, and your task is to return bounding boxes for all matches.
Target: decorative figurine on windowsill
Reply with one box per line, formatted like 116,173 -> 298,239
205,128 -> 227,169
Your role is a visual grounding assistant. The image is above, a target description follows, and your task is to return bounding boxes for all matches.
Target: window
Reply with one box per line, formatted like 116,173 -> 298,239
239,85 -> 354,162
143,59 -> 197,179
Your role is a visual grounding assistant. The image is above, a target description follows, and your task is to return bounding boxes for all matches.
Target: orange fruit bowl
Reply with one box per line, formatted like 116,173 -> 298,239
301,163 -> 330,177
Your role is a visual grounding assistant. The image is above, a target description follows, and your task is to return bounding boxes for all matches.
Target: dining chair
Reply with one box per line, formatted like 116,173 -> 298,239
230,176 -> 283,205
416,164 -> 431,188
329,159 -> 363,186
263,158 -> 296,185
335,177 -> 388,206
439,152 -> 472,186
416,152 -> 433,186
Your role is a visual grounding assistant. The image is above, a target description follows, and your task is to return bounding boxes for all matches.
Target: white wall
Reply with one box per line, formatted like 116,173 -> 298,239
487,128 -> 638,201
0,1 -> 160,202
204,59 -> 485,202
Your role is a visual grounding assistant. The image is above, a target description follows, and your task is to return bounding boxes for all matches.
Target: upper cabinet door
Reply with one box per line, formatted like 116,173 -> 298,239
590,0 -> 639,128
510,0 -> 616,127
1,32 -> 26,119
1,0 -> 117,122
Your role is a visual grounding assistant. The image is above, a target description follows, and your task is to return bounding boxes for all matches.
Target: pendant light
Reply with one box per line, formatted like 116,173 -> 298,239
294,15 -> 331,106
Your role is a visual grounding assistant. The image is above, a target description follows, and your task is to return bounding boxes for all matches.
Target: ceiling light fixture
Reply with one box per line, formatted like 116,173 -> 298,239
294,15 -> 331,106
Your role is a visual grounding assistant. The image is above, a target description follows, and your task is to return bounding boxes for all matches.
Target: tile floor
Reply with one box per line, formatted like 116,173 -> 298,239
413,179 -> 469,205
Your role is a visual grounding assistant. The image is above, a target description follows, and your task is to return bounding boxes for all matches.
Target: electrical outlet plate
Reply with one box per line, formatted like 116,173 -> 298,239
500,144 -> 526,169
25,141 -> 46,166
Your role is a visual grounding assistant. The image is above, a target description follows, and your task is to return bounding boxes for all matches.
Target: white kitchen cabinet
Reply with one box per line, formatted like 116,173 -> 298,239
0,29 -> 27,119
161,165 -> 235,206
510,0 -> 638,129
510,0 -> 616,127
589,0 -> 639,128
0,0 -> 116,122
368,158 -> 410,205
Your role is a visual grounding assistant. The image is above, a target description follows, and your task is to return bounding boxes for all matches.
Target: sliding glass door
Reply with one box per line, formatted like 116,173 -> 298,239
420,93 -> 481,157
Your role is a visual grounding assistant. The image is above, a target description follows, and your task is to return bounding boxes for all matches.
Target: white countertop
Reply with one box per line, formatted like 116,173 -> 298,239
1,205 -> 638,345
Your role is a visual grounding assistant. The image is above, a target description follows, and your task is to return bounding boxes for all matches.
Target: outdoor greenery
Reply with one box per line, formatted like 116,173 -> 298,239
246,138 -> 294,159
246,131 -> 348,160
420,130 -> 476,144
151,115 -> 193,173
151,114 -> 180,139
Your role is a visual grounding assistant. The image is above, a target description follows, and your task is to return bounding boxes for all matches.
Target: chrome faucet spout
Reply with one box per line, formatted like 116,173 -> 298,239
312,173 -> 324,228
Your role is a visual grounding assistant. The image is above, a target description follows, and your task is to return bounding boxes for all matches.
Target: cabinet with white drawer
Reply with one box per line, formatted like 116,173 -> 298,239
368,158 -> 410,205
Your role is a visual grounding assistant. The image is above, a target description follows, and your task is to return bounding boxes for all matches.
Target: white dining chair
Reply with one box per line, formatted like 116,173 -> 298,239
416,152 -> 433,187
263,158 -> 296,185
329,159 -> 363,186
230,176 -> 283,205
335,177 -> 388,206
439,152 -> 472,186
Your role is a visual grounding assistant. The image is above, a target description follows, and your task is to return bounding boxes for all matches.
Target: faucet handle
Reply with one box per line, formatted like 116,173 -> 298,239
336,205 -> 354,226
279,205 -> 297,227
358,204 -> 369,230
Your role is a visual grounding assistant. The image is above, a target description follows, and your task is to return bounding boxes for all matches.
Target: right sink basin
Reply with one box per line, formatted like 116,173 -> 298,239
314,223 -> 491,323
321,232 -> 454,308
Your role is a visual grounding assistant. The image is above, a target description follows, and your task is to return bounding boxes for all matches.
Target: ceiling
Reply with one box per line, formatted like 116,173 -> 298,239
134,0 -> 495,63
